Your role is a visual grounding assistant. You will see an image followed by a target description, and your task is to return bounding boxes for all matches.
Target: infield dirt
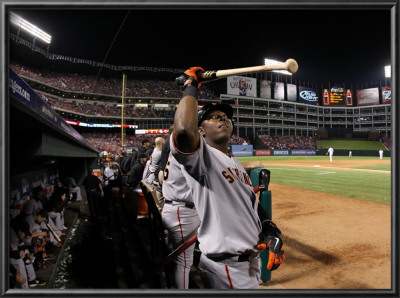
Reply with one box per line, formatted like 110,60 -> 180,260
257,158 -> 391,289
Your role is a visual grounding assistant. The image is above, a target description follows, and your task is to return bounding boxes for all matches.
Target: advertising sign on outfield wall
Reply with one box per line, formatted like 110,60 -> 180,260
287,84 -> 297,102
299,86 -> 319,105
356,87 -> 379,106
382,86 -> 391,104
260,80 -> 272,99
227,76 -> 257,97
255,149 -> 272,156
274,82 -> 285,100
231,145 -> 254,157
291,149 -> 317,155
273,149 -> 289,156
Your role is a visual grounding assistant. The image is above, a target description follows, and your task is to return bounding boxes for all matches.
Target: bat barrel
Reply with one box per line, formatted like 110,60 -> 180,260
285,58 -> 298,74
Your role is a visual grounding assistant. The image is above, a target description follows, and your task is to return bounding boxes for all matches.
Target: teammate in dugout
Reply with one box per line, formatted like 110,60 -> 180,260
161,153 -> 200,289
171,67 -> 285,289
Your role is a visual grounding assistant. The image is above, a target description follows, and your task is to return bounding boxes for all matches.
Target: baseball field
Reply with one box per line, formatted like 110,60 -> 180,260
238,155 -> 391,290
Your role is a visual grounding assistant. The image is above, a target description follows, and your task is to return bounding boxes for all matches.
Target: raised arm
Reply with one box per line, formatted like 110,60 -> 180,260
173,67 -> 204,153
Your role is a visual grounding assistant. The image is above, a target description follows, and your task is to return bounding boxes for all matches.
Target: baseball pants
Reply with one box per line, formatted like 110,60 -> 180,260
10,257 -> 30,288
198,253 -> 261,289
162,202 -> 200,289
48,211 -> 64,230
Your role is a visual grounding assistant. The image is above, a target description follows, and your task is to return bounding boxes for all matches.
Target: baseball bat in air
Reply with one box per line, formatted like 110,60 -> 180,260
175,58 -> 298,85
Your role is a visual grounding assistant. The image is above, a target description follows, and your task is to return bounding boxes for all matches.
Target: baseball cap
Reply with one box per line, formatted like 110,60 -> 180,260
198,103 -> 233,127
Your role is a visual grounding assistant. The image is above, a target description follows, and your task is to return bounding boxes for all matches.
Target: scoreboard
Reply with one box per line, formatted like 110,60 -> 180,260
323,87 -> 353,106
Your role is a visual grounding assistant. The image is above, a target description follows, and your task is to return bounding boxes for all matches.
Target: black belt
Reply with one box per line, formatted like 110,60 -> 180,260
208,252 -> 253,263
164,200 -> 195,209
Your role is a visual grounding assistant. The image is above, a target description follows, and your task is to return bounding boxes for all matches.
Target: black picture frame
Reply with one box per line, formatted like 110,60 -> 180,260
1,1 -> 399,297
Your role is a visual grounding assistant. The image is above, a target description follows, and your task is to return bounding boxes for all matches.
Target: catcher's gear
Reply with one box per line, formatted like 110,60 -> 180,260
176,66 -> 204,90
257,219 -> 285,271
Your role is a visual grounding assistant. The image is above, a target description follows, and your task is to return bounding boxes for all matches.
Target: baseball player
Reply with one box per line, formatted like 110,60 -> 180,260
161,152 -> 200,289
170,67 -> 285,289
144,137 -> 165,186
379,149 -> 384,160
326,146 -> 334,162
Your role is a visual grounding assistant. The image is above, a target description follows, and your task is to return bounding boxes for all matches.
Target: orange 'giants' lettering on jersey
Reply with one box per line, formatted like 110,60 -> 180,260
222,167 -> 253,187
222,170 -> 235,183
243,172 -> 252,186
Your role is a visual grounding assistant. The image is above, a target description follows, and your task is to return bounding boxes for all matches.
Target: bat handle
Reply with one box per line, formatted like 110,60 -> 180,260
175,75 -> 186,86
175,71 -> 214,86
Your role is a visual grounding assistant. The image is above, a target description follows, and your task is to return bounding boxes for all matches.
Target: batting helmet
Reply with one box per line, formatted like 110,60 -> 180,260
198,102 -> 234,127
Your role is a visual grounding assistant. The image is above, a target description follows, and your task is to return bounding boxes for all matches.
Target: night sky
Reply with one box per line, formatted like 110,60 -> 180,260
8,5 -> 392,85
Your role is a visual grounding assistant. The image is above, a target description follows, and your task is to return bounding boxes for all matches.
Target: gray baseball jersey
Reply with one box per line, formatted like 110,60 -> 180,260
171,134 -> 261,257
162,152 -> 193,204
144,147 -> 162,185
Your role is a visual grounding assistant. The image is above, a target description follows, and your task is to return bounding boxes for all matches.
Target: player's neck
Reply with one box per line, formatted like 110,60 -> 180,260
206,141 -> 229,155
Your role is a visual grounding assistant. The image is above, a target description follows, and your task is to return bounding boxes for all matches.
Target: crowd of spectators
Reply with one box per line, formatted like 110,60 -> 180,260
230,134 -> 250,145
11,62 -> 217,100
81,132 -> 251,155
78,130 -> 398,154
83,132 -> 351,154
258,135 -> 317,150
81,132 -> 169,154
11,62 -> 391,153
39,92 -> 155,118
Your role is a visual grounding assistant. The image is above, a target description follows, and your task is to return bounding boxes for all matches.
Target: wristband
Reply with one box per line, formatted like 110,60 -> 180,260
183,84 -> 198,98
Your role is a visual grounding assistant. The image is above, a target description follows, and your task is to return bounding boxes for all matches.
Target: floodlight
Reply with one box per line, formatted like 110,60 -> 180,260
10,12 -> 52,44
264,58 -> 292,75
384,65 -> 391,78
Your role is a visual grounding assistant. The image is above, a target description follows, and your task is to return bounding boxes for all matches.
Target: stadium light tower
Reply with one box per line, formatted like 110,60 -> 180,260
264,58 -> 293,75
384,65 -> 391,78
10,12 -> 52,48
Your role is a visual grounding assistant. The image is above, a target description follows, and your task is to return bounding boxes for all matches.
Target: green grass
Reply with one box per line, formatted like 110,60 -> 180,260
316,140 -> 387,150
265,166 -> 390,204
237,156 -> 391,205
354,164 -> 391,171
238,155 -> 388,162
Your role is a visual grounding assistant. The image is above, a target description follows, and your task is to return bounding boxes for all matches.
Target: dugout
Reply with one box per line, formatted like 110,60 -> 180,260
8,68 -> 99,208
